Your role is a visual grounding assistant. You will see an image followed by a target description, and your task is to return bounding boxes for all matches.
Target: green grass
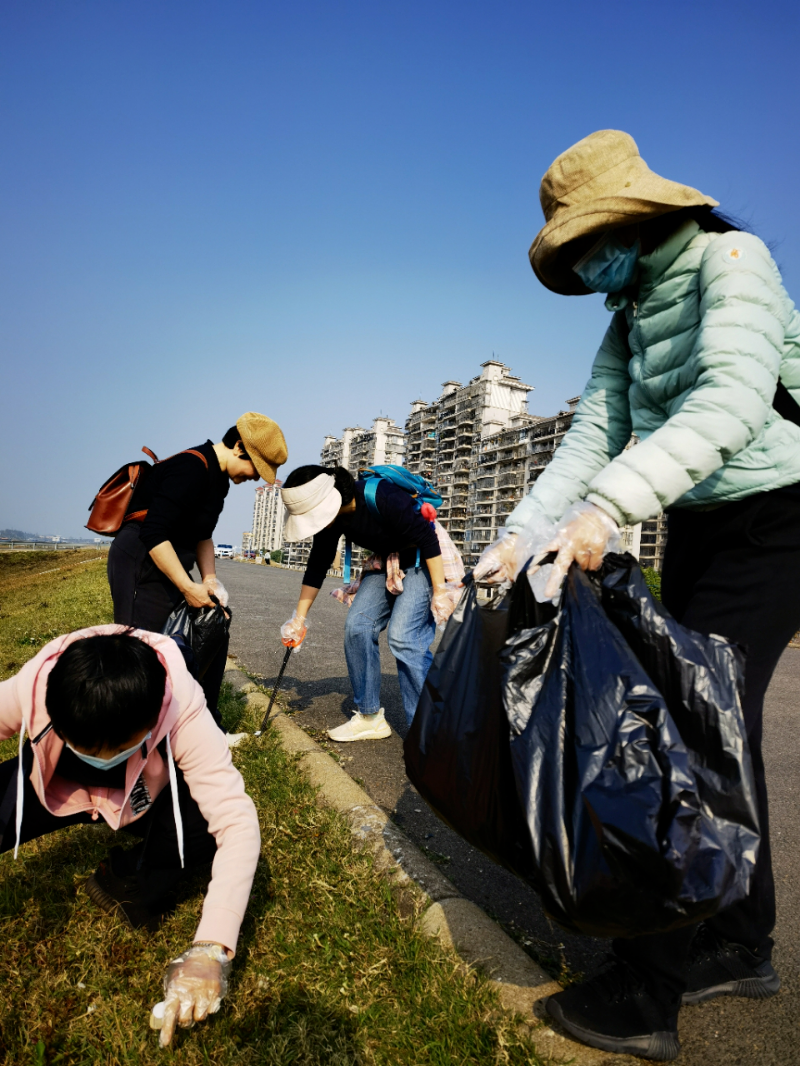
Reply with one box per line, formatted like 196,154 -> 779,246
0,552 -> 546,1064
0,550 -> 112,682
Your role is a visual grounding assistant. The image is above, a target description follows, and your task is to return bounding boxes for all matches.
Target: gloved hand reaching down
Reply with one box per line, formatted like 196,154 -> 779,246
159,943 -> 232,1047
280,610 -> 309,650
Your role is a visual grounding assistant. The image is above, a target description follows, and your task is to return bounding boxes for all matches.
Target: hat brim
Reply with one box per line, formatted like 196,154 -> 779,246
282,488 -> 342,541
530,173 -> 718,295
250,454 -> 279,484
236,413 -> 288,484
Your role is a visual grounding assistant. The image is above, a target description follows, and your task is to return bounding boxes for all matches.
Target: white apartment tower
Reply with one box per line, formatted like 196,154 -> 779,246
320,426 -> 363,470
302,416 -> 406,574
322,417 -> 406,474
405,360 -> 532,559
251,480 -> 285,558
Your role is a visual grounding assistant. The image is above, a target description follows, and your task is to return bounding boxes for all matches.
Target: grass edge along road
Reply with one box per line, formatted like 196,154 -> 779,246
0,552 -> 546,1065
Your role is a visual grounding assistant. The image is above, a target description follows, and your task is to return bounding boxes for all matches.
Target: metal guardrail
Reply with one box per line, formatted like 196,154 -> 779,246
0,541 -> 107,552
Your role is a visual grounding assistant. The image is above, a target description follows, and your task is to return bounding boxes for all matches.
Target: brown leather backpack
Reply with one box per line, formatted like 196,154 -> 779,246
86,446 -> 208,536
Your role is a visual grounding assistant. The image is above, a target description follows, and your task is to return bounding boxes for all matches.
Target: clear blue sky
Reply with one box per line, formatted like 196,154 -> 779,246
2,1 -> 798,544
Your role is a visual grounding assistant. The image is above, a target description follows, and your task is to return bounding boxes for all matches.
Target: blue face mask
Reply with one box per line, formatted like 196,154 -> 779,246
573,232 -> 641,293
66,732 -> 151,770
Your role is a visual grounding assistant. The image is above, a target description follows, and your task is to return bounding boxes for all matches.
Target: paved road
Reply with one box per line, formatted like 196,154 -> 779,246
218,559 -> 800,1066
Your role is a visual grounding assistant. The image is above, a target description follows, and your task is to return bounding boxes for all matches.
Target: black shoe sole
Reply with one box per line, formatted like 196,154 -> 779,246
85,872 -> 130,919
546,997 -> 680,1062
682,968 -> 781,1007
85,873 -> 161,932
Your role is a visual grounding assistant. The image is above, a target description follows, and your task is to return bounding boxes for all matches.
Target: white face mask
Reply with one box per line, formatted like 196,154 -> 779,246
65,732 -> 151,770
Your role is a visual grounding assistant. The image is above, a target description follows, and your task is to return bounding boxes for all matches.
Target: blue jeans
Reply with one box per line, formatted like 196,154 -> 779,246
344,567 -> 435,726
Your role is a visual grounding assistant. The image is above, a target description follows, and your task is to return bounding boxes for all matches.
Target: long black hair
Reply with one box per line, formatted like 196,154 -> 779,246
283,464 -> 356,506
639,205 -> 750,249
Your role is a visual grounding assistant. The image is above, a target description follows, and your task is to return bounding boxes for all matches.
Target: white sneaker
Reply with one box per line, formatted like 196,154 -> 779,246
327,709 -> 392,742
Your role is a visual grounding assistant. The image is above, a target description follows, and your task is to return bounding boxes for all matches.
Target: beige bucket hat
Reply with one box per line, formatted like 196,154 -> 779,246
236,412 -> 288,484
282,473 -> 342,541
529,130 -> 718,295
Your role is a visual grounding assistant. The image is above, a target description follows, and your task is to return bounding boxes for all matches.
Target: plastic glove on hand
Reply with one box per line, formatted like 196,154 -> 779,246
203,576 -> 229,609
471,531 -> 519,586
280,611 -> 308,649
431,583 -> 460,628
160,944 -> 232,1048
184,581 -> 216,609
543,502 -> 620,599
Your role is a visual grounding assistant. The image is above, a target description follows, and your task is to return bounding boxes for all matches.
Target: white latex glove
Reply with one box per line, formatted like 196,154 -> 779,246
203,576 -> 229,608
280,611 -> 308,650
160,944 -> 232,1047
541,502 -> 620,598
471,531 -> 520,586
431,583 -> 461,628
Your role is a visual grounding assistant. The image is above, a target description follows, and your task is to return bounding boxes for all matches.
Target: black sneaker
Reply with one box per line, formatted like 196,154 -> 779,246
85,852 -> 162,932
546,958 -> 680,1061
682,925 -> 780,1006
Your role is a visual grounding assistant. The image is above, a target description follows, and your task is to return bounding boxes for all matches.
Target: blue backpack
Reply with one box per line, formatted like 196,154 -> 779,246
343,466 -> 443,583
361,466 -> 443,518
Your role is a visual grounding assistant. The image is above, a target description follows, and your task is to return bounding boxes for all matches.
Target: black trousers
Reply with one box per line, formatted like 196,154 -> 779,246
0,745 -> 217,910
107,524 -> 228,726
614,483 -> 800,1011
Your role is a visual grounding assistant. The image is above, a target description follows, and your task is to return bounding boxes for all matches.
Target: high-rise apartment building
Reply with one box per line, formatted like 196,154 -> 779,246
405,361 -> 532,559
466,400 -> 580,565
405,366 -> 665,570
322,417 -> 406,475
638,514 -> 669,570
306,416 -> 407,575
320,426 -> 363,470
251,480 -> 285,559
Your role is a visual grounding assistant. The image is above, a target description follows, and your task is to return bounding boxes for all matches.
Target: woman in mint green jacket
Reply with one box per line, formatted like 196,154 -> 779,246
475,130 -> 800,1061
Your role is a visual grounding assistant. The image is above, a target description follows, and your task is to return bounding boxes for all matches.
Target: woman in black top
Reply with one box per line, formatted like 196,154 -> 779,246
107,412 -> 287,720
280,465 -> 456,742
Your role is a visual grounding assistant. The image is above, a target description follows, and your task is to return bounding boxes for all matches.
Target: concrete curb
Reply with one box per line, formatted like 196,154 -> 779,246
225,662 -> 641,1066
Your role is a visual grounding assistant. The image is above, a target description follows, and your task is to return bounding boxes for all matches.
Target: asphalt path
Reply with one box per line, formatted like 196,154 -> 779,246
218,559 -> 800,1066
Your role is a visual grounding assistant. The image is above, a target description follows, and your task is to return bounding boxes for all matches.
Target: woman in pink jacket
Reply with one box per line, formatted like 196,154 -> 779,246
0,626 -> 260,1046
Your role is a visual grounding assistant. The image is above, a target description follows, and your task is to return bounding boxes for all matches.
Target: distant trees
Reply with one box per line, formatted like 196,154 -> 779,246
270,550 -> 283,564
641,567 -> 661,601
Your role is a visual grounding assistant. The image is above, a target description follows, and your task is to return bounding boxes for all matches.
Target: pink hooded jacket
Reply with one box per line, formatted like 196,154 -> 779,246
0,625 -> 260,954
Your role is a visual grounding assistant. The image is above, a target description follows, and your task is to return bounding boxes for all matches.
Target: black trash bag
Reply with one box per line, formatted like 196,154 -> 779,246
501,552 -> 759,939
403,571 -> 554,882
162,595 -> 232,680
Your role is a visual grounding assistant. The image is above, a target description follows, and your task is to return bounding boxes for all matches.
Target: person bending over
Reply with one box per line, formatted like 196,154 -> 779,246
280,465 -> 456,740
475,129 -> 800,1061
107,412 -> 287,723
0,628 -> 261,1046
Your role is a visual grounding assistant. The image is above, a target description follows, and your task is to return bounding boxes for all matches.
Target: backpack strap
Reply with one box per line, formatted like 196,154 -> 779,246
180,449 -> 209,469
363,477 -> 381,518
122,449 -> 209,524
343,540 -> 352,584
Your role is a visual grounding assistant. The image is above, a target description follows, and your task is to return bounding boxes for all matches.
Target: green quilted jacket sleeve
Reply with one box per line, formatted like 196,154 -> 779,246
506,314 -> 633,532
584,233 -> 790,525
